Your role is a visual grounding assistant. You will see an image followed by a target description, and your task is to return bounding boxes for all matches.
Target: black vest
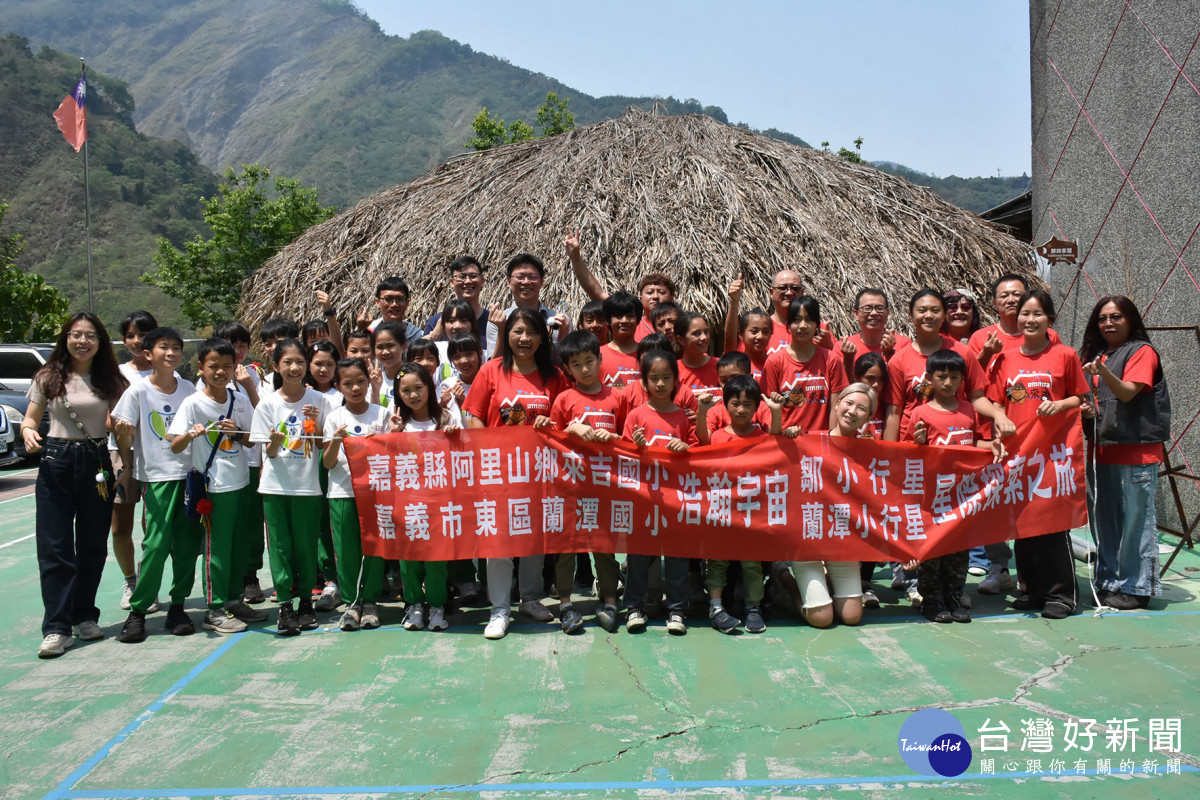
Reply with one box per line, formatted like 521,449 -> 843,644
1086,340 -> 1171,446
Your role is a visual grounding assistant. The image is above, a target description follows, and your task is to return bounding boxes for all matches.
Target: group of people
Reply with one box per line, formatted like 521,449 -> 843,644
22,232 -> 1171,657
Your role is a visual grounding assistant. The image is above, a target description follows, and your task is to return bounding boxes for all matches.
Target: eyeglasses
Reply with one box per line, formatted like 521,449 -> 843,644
856,305 -> 888,314
510,274 -> 542,284
452,272 -> 482,282
1098,314 -> 1126,324
772,284 -> 803,294
67,331 -> 98,342
378,294 -> 408,306
945,300 -> 974,311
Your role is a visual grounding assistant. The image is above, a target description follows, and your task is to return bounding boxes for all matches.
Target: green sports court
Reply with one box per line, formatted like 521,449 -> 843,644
1,465 -> 1197,799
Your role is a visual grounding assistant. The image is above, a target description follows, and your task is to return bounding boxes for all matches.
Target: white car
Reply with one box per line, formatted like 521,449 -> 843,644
0,403 -> 19,468
0,344 -> 52,394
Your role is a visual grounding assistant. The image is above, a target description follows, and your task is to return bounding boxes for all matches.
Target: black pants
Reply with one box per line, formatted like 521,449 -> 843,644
1015,530 -> 1077,610
917,550 -> 969,607
625,555 -> 689,613
35,439 -> 114,636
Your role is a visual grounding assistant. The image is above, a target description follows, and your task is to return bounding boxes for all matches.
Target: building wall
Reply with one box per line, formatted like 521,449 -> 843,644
1030,1 -> 1200,535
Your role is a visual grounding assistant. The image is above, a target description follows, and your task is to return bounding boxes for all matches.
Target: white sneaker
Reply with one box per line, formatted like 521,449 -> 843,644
147,596 -> 160,614
314,583 -> 341,612
360,603 -> 380,630
906,586 -> 923,608
38,632 -> 74,658
120,582 -> 134,610
75,620 -> 104,641
402,604 -> 425,631
484,608 -> 510,639
978,565 -> 1014,595
428,606 -> 448,631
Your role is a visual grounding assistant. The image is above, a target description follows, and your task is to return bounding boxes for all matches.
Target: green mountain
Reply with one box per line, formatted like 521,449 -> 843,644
872,162 -> 1030,215
0,33 -> 217,331
0,0 -> 772,209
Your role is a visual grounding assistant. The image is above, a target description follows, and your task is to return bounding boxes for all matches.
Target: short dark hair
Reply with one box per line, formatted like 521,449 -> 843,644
506,253 -> 545,278
260,317 -> 299,342
787,295 -> 821,325
214,320 -> 251,346
991,273 -> 1029,298
925,348 -> 966,376
120,310 -> 158,338
334,357 -> 370,385
373,320 -> 408,347
301,319 -> 330,346
603,291 -> 642,323
442,298 -> 481,339
578,300 -> 607,327
1080,295 -> 1151,364
343,328 -> 373,350
407,338 -> 440,365
375,276 -> 410,298
650,301 -> 681,326
639,349 -> 678,385
722,374 -> 762,408
1017,288 -> 1057,324
141,327 -> 183,353
197,337 -> 236,364
636,333 -> 672,360
717,350 -> 751,373
908,288 -> 945,314
447,333 -> 483,359
449,255 -> 482,276
854,288 -> 890,309
557,330 -> 601,364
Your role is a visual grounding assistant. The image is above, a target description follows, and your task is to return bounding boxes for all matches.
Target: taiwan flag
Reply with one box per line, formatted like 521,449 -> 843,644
53,67 -> 87,153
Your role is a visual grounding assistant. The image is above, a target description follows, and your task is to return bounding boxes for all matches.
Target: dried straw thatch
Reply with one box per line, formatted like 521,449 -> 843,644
242,107 -> 1034,343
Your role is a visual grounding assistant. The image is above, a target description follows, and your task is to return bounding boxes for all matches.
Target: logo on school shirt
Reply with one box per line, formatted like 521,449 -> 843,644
147,406 -> 176,441
204,416 -> 241,453
934,426 -> 975,447
275,414 -> 308,453
603,369 -> 638,389
1005,371 -> 1053,404
499,391 -> 550,426
781,374 -> 830,408
644,427 -> 678,447
908,372 -> 934,402
570,406 -> 618,432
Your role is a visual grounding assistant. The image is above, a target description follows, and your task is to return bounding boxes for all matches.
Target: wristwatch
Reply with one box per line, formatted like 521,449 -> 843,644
323,307 -> 337,316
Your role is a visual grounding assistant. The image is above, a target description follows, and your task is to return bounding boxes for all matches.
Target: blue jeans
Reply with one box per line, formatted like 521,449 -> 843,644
625,555 -> 689,613
1089,461 -> 1161,597
35,439 -> 115,636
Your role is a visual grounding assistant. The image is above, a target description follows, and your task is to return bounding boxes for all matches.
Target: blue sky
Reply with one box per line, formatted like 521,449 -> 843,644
355,0 -> 1031,179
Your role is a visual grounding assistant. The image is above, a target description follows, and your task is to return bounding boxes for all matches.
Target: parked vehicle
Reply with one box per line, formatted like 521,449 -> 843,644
0,398 -> 17,468
0,380 -> 49,461
0,344 -> 51,394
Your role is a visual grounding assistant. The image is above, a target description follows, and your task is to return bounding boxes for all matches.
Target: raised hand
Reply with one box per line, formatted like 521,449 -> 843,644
912,418 -> 928,444
564,226 -> 581,261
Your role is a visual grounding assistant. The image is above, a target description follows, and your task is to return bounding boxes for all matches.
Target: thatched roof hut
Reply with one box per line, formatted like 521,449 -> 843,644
242,107 -> 1034,342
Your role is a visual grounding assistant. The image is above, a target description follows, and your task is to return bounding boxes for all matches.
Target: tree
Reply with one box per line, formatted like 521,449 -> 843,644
0,200 -> 69,342
466,92 -> 576,151
144,164 -> 336,328
535,92 -> 575,137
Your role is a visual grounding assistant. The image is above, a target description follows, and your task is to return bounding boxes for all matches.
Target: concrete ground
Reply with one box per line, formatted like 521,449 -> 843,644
1,462 -> 1197,799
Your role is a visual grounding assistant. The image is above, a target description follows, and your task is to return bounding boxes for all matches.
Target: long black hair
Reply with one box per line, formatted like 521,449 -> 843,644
501,307 -> 560,382
35,311 -> 127,401
1079,295 -> 1151,363
392,362 -> 451,430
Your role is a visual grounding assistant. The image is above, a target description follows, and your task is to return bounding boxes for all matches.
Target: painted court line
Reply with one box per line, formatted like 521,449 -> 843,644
48,765 -> 1200,797
0,532 -> 34,549
44,632 -> 248,800
0,489 -> 35,506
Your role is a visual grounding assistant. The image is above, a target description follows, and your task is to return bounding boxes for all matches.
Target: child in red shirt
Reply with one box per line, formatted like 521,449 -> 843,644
537,331 -> 627,634
761,296 -> 849,434
597,292 -> 642,390
907,349 -> 1005,624
622,349 -> 696,636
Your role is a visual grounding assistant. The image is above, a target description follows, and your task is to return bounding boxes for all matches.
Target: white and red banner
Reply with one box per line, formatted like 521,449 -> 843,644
345,411 -> 1087,562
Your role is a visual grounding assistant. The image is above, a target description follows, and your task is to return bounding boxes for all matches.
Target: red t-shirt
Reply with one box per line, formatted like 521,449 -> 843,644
844,331 -> 912,363
705,401 -> 773,434
987,343 -> 1088,429
622,380 -> 698,412
767,318 -> 836,357
598,345 -> 641,390
462,360 -> 569,427
678,356 -> 722,398
623,404 -> 699,447
634,317 -> 655,342
762,346 -> 849,433
710,427 -> 769,445
1094,346 -> 1163,465
969,323 -> 1062,366
887,336 -> 988,440
730,342 -> 767,384
549,385 -> 628,434
862,408 -> 886,440
906,402 -> 981,447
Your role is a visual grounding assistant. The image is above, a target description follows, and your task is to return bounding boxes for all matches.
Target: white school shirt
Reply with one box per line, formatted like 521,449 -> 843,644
323,404 -> 389,499
401,414 -> 462,432
167,390 -> 253,493
112,377 -> 196,482
250,388 -> 330,497
109,363 -> 154,451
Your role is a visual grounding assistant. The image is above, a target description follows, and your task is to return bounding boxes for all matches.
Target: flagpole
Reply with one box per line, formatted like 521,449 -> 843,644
81,58 -> 93,314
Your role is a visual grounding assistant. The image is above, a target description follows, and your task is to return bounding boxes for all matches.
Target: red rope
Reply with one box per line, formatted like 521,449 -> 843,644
1125,0 -> 1200,99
